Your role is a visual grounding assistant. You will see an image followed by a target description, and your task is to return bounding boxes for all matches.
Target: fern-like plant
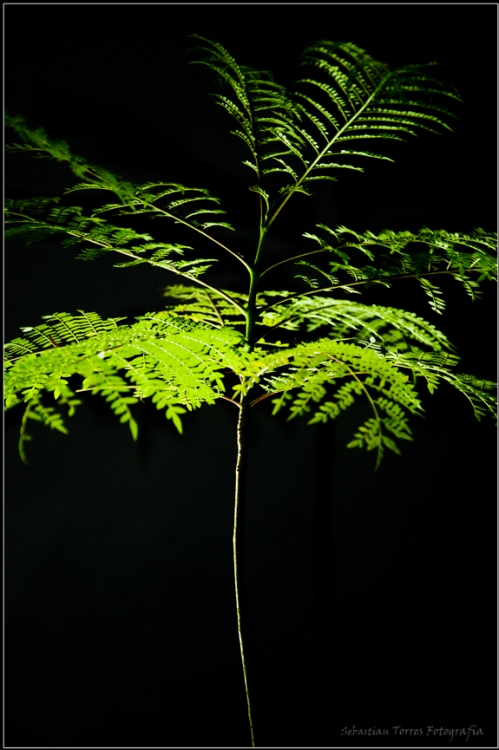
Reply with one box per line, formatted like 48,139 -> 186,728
5,36 -> 497,746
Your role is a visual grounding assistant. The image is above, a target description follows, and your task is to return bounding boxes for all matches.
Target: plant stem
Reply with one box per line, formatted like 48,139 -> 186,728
245,267 -> 261,347
233,393 -> 255,747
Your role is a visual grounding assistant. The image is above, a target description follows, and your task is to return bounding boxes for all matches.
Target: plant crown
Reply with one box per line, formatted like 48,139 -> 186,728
5,36 -> 497,468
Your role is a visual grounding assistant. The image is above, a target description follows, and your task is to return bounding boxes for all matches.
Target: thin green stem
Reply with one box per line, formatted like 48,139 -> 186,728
244,226 -> 269,346
265,81 -> 384,231
245,267 -> 262,347
138,203 -> 254,272
261,247 -> 328,277
71,157 -> 253,271
203,290 -> 226,327
329,354 -> 383,469
7,212 -> 249,320
258,267 -> 476,319
233,394 -> 255,747
110,246 -> 251,319
253,225 -> 268,268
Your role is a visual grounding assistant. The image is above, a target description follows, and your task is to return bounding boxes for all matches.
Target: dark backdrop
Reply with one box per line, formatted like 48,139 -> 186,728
5,4 -> 497,748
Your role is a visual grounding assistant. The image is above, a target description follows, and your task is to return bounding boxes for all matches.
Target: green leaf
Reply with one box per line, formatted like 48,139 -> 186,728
166,405 -> 187,434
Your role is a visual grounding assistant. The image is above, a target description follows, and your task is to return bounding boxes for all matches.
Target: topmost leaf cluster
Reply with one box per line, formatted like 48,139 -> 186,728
190,35 -> 461,218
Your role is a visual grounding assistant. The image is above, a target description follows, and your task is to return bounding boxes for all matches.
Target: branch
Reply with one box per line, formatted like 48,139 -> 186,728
258,267 -> 486,317
260,247 -> 328,277
8,214 -> 250,320
203,291 -> 226,327
140,203 -> 254,273
252,266 -> 495,345
219,394 -> 242,408
249,389 -> 285,408
114,247 -> 248,318
265,81 -> 383,230
328,354 -> 383,470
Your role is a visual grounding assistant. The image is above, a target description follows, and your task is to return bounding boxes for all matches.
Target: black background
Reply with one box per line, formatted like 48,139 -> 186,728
5,4 -> 497,748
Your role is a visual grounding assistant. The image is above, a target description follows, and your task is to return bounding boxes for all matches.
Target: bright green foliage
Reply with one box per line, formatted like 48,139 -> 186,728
5,37 -> 497,470
5,310 -> 249,461
189,36 -> 461,209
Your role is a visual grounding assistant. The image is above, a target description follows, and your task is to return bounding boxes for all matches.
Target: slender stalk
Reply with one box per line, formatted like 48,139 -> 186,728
260,247 -> 328,277
6,212 -> 249,318
141,204 -> 254,272
257,266 -> 483,321
233,393 -> 255,747
265,84 -> 383,231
